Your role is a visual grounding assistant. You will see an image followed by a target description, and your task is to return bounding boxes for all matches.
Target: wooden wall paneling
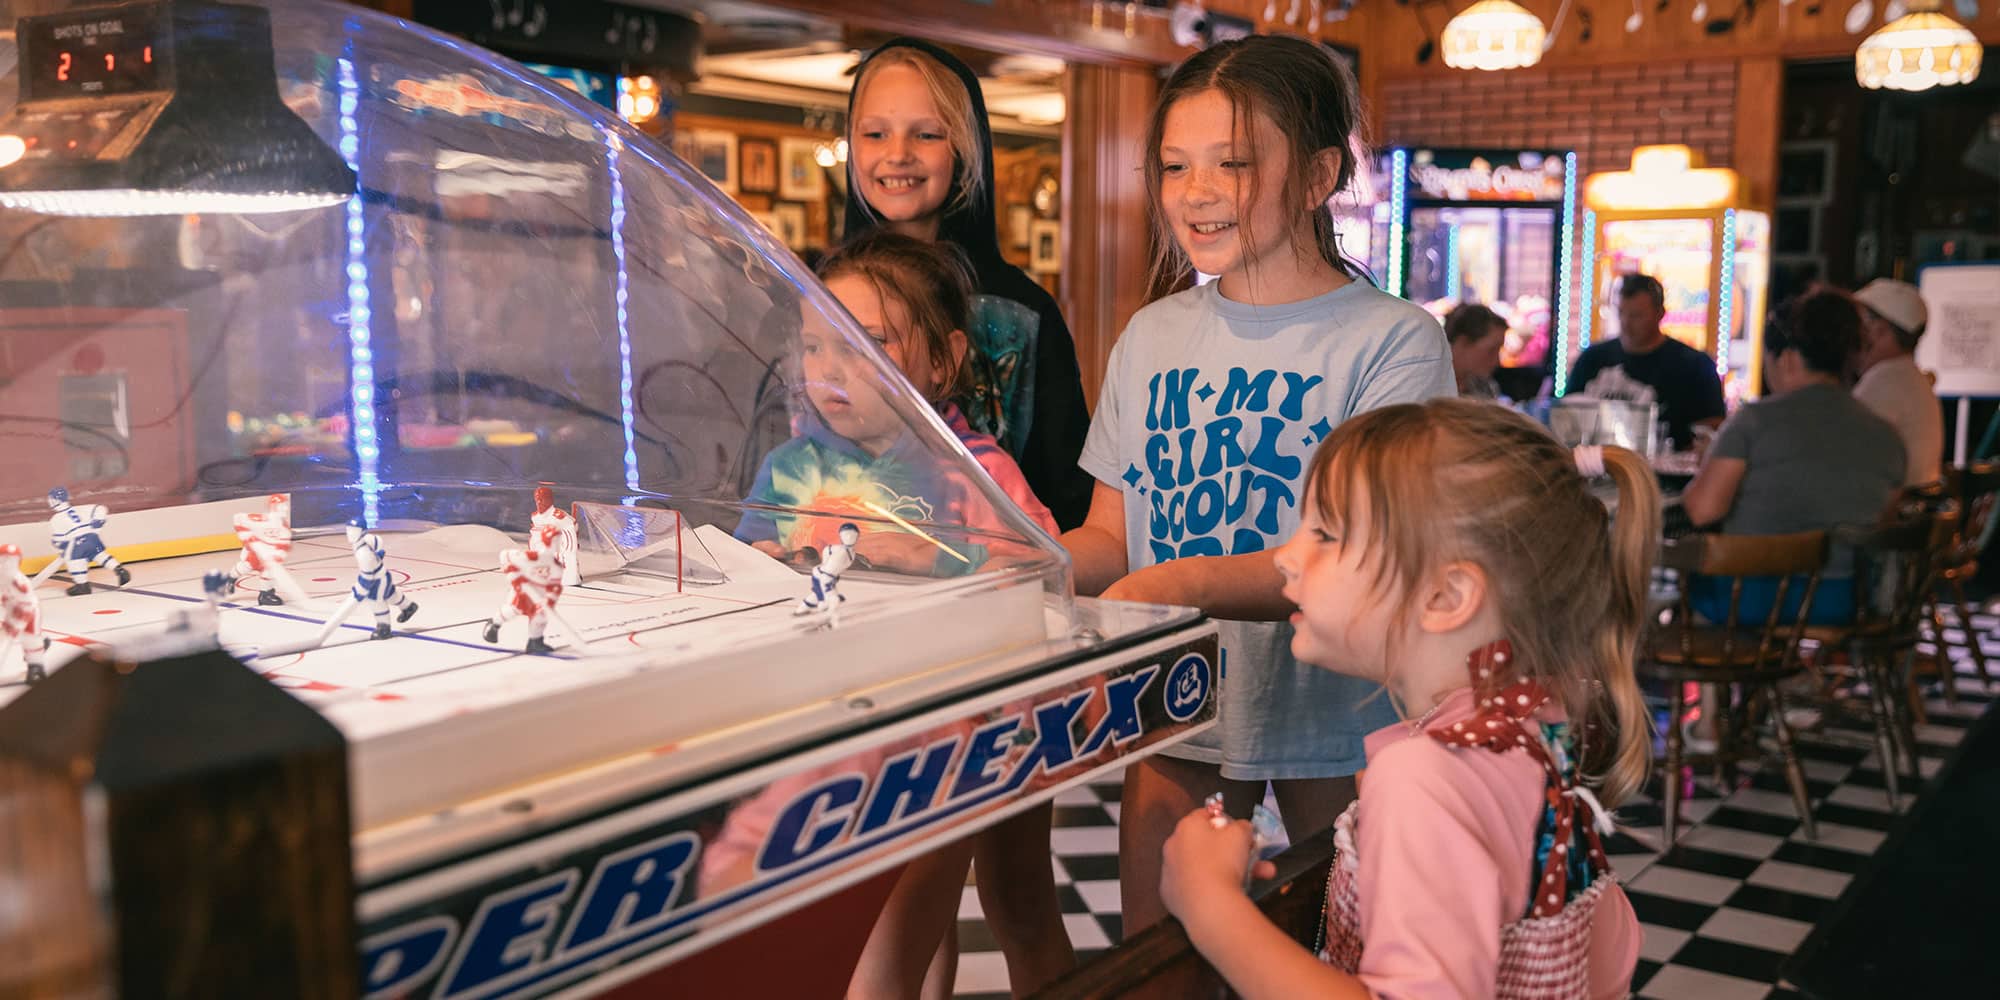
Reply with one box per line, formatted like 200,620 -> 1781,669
1062,62 -> 1159,410
1733,56 -> 1785,209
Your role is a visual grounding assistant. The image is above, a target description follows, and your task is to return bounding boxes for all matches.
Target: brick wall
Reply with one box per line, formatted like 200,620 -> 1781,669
1374,58 -> 1743,371
1376,58 -> 1740,180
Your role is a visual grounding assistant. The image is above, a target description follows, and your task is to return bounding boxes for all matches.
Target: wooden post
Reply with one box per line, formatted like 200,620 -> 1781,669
1061,61 -> 1160,408
0,647 -> 357,998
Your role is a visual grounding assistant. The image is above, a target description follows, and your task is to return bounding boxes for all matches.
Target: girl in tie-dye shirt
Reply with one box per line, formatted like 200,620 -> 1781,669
735,232 -> 1055,572
733,230 -> 1066,997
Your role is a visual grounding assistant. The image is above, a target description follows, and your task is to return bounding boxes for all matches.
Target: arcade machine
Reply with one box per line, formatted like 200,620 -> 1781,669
0,3 -> 1219,997
1379,146 -> 1581,388
1577,145 -> 1772,400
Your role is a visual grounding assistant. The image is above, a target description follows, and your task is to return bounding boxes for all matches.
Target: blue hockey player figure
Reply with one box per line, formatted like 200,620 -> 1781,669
310,523 -> 419,644
46,487 -> 130,596
791,522 -> 859,628
348,523 -> 418,639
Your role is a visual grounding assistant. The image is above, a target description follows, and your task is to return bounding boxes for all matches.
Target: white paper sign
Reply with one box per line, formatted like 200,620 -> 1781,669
1916,264 -> 2000,396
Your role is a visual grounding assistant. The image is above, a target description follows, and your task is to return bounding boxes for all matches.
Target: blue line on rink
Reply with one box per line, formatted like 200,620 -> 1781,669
104,585 -> 561,661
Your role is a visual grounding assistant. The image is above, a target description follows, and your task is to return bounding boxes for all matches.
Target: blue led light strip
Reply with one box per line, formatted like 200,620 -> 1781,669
337,56 -> 379,525
608,134 -> 640,490
1444,221 -> 1461,302
1716,209 -> 1736,382
1562,208 -> 1597,398
1553,153 -> 1578,397
1387,149 -> 1409,297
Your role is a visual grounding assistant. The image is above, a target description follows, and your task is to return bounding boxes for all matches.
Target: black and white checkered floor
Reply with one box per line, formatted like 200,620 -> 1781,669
952,622 -> 1998,999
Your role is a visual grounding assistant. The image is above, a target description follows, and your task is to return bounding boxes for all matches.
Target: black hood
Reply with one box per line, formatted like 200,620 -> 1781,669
842,38 -> 1006,273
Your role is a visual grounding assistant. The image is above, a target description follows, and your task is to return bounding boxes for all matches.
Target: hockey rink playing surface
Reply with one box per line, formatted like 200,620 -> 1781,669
0,524 -> 903,739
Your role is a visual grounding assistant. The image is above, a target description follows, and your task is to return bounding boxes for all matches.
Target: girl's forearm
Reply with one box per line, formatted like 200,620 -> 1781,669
1062,524 -> 1129,596
1182,895 -> 1373,1000
1116,552 -> 1293,621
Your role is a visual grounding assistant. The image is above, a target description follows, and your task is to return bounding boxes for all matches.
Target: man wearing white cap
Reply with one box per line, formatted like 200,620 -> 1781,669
1852,278 -> 1942,486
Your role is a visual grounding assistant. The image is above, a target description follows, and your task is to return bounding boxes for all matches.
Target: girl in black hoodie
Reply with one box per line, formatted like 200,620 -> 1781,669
841,39 -> 1085,998
842,39 -> 1093,533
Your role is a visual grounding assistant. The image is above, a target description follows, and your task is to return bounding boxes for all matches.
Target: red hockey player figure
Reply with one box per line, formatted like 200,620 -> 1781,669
45,486 -> 131,596
482,523 -> 566,654
229,493 -> 298,606
532,486 -> 581,588
0,544 -> 49,684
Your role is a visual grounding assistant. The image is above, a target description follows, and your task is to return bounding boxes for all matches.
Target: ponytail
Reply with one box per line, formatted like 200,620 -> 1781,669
1586,446 -> 1661,807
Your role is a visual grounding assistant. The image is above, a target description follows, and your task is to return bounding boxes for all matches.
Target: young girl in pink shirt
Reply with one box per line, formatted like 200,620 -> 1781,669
1161,398 -> 1657,999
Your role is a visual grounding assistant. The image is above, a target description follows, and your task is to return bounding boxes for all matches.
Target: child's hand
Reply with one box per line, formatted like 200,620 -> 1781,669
852,531 -> 943,573
1159,807 -> 1276,921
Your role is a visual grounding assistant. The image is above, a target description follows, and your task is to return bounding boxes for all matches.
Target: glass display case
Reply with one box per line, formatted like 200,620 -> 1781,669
1580,145 -> 1772,401
1378,147 -> 1579,378
0,3 -> 1216,995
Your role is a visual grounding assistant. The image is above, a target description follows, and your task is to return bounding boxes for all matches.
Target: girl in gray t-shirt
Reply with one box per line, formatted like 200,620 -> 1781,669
1062,34 -> 1457,937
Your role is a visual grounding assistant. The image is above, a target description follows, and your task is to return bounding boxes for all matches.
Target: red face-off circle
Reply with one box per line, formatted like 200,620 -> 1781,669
71,344 -> 106,375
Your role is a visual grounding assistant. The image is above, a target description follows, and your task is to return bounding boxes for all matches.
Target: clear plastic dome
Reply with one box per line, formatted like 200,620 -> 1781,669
0,0 -> 1075,827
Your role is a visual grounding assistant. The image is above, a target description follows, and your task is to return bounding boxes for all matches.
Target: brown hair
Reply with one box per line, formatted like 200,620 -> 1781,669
1618,273 -> 1665,312
1305,399 -> 1660,806
1776,287 -> 1863,376
1444,303 -> 1508,345
849,47 -> 986,221
1142,34 -> 1367,301
818,229 -> 974,402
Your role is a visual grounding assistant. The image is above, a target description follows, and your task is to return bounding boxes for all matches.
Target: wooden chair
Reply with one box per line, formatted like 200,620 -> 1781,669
1810,504 -> 1958,808
1642,531 -> 1826,846
1930,463 -> 2000,695
1896,481 -> 1955,708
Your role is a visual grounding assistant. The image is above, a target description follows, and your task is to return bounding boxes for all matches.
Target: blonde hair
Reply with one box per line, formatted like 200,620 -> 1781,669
1307,399 -> 1660,806
849,47 -> 986,221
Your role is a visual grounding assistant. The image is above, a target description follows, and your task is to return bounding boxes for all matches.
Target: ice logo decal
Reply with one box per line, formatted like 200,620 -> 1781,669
1163,652 -> 1210,722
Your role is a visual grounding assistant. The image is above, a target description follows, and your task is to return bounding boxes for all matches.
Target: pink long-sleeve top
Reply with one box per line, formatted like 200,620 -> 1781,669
1351,686 -> 1642,999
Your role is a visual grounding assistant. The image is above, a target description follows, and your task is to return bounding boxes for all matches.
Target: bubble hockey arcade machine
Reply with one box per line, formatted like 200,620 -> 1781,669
0,2 -> 1219,996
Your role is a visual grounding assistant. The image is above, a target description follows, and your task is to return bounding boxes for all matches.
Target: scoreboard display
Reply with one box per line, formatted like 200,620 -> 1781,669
21,5 -> 171,101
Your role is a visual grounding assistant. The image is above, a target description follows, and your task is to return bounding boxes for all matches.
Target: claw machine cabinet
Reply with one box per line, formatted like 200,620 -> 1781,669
1578,145 -> 1772,401
1381,146 -> 1581,387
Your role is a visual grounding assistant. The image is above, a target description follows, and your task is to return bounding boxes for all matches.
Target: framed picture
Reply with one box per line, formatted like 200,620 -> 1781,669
669,129 -> 698,167
779,137 -> 828,201
1029,219 -> 1062,275
691,130 -> 737,194
740,139 -> 778,194
774,202 -> 808,251
1007,205 -> 1033,249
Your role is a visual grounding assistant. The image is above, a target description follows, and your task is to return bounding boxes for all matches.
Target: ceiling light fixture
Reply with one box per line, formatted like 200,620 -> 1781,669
1440,1 -> 1549,71
1856,0 -> 1983,90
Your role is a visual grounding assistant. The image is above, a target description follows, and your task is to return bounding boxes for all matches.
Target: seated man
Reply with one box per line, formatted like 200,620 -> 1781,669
1569,273 -> 1727,451
1680,289 -> 1906,624
1852,278 -> 1943,487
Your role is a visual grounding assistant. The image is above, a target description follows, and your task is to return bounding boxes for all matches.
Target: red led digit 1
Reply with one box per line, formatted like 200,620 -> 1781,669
105,53 -> 116,71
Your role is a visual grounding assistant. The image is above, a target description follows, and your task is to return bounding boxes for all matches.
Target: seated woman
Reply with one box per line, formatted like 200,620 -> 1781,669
1679,289 -> 1907,625
1443,302 -> 1507,399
